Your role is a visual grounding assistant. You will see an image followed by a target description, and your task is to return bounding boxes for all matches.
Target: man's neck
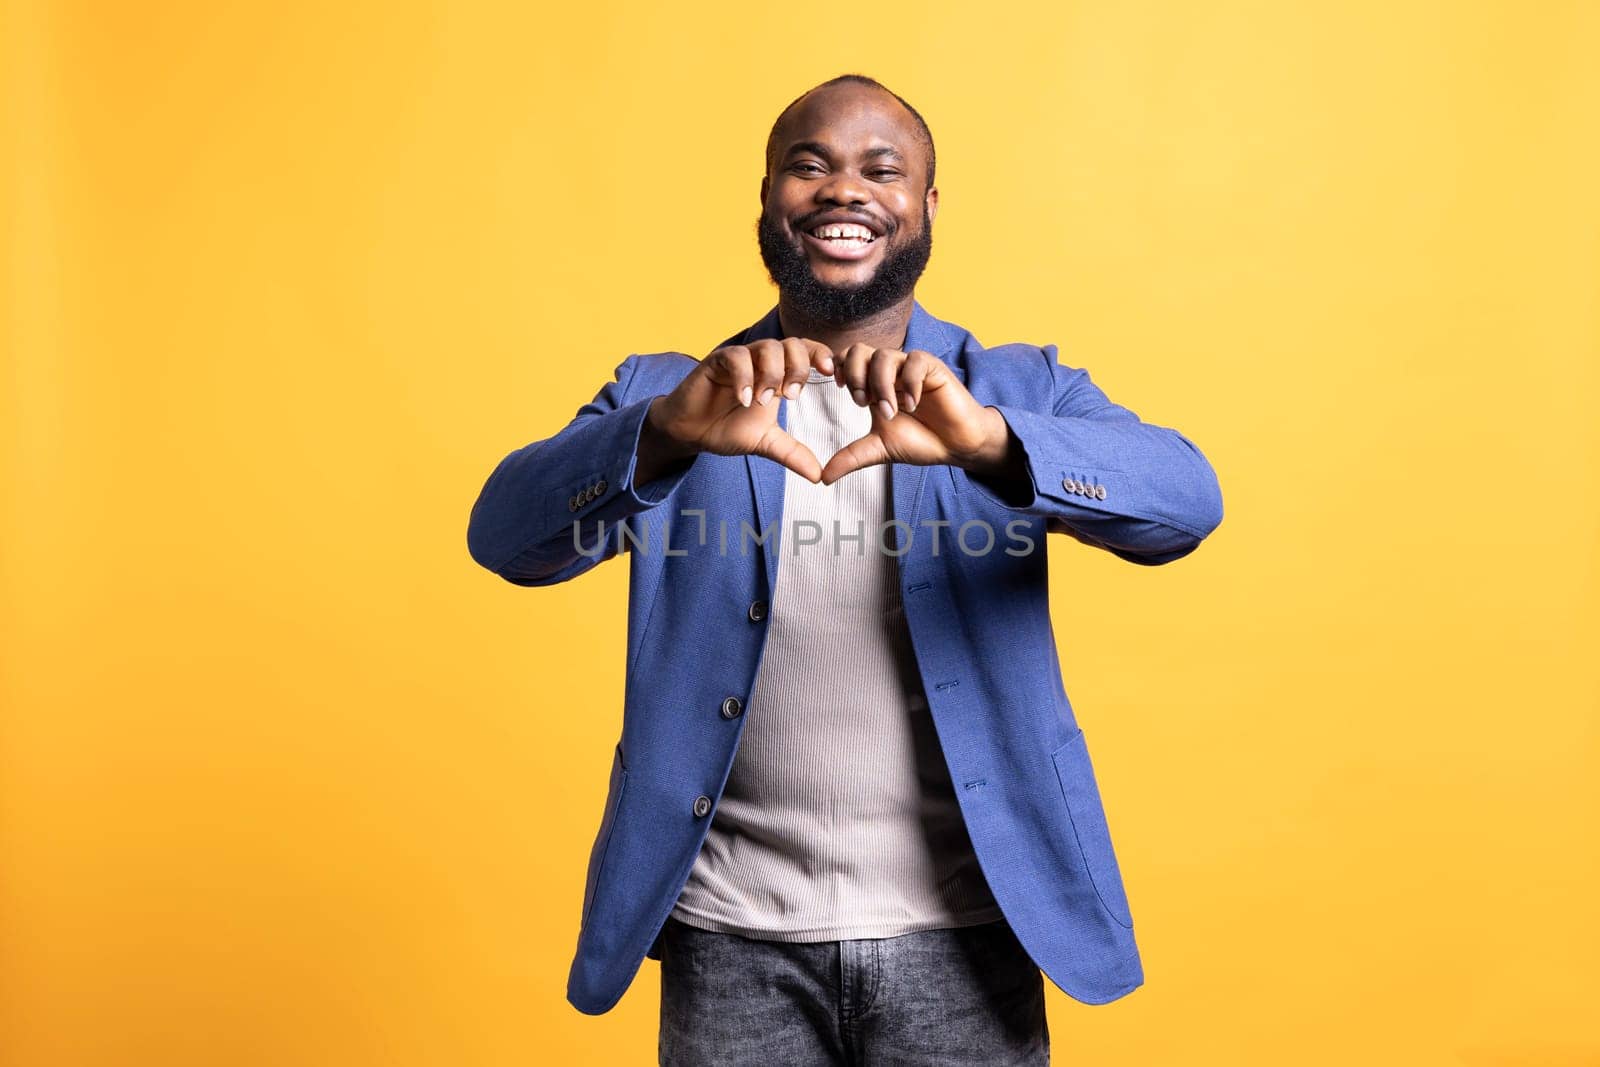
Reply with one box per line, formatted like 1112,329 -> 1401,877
776,295 -> 916,356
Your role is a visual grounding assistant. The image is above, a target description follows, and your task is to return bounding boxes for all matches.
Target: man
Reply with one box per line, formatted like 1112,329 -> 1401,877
467,74 -> 1223,1065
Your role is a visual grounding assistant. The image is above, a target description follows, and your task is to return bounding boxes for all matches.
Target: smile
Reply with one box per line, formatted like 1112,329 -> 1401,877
802,222 -> 880,261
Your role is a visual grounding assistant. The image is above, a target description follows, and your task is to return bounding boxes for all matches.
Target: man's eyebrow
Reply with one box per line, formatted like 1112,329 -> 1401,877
782,141 -> 907,164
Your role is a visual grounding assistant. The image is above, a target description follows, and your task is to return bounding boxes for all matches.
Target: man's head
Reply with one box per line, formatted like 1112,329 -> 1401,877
757,75 -> 939,325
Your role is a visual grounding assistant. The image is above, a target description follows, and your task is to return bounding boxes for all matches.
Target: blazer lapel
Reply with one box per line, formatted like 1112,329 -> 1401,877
891,300 -> 963,540
738,304 -> 788,595
746,397 -> 788,595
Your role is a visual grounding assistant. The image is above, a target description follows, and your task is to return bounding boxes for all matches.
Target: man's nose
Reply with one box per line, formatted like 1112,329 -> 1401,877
816,170 -> 870,205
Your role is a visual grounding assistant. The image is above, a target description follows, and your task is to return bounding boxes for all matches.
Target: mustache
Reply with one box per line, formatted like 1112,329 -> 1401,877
793,210 -> 893,238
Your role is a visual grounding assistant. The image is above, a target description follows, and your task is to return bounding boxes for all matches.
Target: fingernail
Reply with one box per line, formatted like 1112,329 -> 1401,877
878,399 -> 895,420
740,386 -> 752,407
785,382 -> 801,399
759,387 -> 775,405
851,388 -> 867,406
901,393 -> 916,412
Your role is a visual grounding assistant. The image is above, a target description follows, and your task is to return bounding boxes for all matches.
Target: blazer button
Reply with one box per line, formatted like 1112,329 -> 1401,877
595,479 -> 607,495
693,795 -> 712,818
1094,484 -> 1107,500
720,696 -> 743,720
747,600 -> 767,623
568,496 -> 579,511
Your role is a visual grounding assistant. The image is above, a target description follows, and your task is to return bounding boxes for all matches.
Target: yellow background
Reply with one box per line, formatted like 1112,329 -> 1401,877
4,0 -> 1597,1063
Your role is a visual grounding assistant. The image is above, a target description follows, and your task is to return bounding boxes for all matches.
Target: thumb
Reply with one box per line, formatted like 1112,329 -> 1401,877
753,425 -> 823,483
819,431 -> 889,486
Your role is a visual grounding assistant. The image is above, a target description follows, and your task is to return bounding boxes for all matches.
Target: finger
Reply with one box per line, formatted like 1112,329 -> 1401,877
802,338 -> 835,378
898,349 -> 934,412
706,345 -> 755,407
819,430 -> 890,485
838,342 -> 874,406
867,347 -> 906,421
753,425 -> 822,483
780,337 -> 810,400
750,339 -> 786,406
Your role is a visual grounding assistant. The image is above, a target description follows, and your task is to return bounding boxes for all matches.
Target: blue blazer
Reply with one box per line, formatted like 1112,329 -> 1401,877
467,300 -> 1224,1015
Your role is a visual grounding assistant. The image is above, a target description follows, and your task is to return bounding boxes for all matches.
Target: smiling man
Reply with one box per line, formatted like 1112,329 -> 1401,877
468,74 -> 1224,1065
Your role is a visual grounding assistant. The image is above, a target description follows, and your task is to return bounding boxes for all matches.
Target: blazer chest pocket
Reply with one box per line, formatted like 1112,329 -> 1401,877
1051,727 -> 1134,929
581,743 -> 628,929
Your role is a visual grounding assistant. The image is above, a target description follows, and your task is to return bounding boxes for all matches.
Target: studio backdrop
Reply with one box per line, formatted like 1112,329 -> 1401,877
3,1 -> 1596,1063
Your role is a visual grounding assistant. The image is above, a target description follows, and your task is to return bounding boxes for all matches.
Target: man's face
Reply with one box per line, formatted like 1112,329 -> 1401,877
758,84 -> 939,324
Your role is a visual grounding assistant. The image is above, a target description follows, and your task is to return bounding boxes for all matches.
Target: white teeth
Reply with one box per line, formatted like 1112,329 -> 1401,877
811,223 -> 875,241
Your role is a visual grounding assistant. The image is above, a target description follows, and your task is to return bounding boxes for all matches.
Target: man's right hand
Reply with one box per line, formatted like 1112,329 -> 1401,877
635,338 -> 836,486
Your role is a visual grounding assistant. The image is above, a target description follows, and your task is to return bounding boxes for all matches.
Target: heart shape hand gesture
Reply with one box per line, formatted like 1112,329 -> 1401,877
637,336 -> 1013,487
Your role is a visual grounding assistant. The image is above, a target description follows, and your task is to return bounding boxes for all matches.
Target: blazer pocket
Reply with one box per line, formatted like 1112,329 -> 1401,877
580,742 -> 628,930
1051,727 -> 1135,929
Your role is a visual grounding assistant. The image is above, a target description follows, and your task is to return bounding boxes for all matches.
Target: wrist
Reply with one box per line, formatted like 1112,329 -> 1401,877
954,406 -> 1014,474
643,397 -> 696,460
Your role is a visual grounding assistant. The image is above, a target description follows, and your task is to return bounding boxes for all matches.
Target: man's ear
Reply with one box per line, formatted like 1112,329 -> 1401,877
760,175 -> 769,207
926,185 -> 939,225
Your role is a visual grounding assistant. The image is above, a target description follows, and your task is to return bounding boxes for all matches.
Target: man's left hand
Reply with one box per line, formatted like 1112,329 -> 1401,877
819,344 -> 1015,485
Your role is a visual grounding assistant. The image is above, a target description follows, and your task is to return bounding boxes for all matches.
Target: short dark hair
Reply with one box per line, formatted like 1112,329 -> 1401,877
764,74 -> 936,190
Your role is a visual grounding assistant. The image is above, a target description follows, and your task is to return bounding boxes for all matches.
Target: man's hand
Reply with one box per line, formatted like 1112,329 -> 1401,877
636,337 -> 836,486
818,344 -> 1018,486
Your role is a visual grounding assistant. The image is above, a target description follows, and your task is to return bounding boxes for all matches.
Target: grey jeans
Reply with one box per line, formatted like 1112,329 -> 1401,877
657,916 -> 1050,1066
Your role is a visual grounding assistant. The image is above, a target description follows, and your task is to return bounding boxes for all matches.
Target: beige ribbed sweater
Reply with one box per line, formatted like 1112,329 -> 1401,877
668,365 -> 1003,941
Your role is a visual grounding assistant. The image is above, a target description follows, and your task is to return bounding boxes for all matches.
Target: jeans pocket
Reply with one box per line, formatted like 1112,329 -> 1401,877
1050,727 -> 1134,929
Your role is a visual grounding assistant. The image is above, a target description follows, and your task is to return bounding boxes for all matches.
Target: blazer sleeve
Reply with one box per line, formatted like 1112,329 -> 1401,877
963,344 -> 1224,566
466,354 -> 701,586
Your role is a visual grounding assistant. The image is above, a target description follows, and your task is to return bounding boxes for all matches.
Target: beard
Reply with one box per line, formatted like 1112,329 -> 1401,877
756,205 -> 933,325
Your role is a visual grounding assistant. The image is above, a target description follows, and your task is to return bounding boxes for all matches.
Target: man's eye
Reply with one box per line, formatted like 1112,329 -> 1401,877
792,162 -> 823,174
869,169 -> 901,180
